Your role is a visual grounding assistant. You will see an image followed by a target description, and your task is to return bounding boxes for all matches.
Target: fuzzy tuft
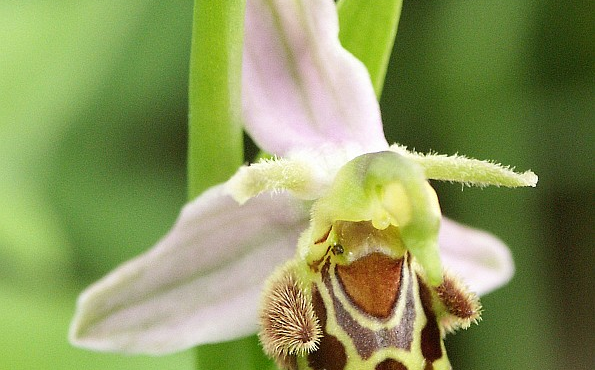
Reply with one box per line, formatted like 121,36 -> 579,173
435,272 -> 482,333
259,269 -> 321,369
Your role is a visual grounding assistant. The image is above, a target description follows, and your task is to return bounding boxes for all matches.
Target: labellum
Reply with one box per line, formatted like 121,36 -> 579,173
260,221 -> 480,370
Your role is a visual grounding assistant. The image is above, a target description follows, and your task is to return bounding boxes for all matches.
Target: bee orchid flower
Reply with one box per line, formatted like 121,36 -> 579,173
70,0 -> 537,367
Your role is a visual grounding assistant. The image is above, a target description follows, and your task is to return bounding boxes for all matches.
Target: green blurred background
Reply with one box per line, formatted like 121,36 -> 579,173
1,1 -> 592,369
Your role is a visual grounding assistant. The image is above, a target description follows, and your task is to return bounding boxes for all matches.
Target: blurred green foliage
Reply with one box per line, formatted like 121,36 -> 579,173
0,1 -> 592,369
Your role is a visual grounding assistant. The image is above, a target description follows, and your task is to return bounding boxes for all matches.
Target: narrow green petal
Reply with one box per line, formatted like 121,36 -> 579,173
391,145 -> 538,188
226,147 -> 365,203
226,158 -> 317,203
337,0 -> 403,97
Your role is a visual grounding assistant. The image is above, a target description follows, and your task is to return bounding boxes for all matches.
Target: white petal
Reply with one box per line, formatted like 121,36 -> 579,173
439,218 -> 514,296
69,184 -> 309,354
242,0 -> 388,156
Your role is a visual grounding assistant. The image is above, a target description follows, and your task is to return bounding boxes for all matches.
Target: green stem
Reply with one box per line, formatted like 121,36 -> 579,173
187,0 -> 246,199
187,1 -> 250,369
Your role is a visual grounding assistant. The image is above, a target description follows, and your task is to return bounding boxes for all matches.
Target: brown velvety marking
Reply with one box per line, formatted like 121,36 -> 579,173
336,253 -> 403,318
375,358 -> 408,370
308,285 -> 348,370
418,277 -> 442,363
436,276 -> 477,319
319,257 -> 415,360
307,333 -> 347,370
311,285 -> 327,329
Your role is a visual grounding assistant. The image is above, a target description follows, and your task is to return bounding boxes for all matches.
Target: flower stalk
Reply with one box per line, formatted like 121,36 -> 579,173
187,0 -> 246,198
